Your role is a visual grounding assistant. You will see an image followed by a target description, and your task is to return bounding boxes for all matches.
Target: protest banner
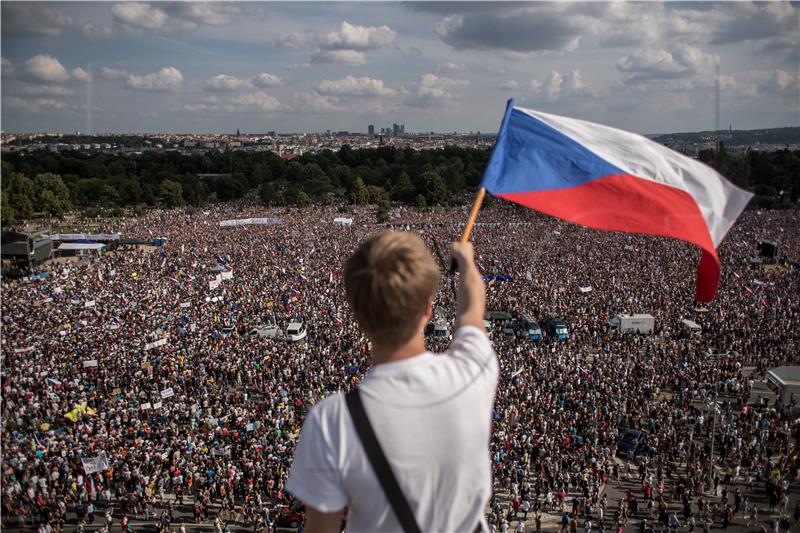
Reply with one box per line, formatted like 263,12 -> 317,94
160,387 -> 175,399
83,359 -> 99,368
144,338 -> 167,351
81,451 -> 110,474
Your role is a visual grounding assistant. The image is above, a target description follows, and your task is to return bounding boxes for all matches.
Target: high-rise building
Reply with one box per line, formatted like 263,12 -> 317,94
400,124 -> 405,135
393,123 -> 399,136
368,124 -> 375,137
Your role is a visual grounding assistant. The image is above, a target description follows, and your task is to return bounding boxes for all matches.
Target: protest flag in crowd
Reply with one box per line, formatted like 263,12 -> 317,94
480,99 -> 753,302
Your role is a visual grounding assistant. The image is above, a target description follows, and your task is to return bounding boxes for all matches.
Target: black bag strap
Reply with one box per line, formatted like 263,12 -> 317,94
345,388 -> 422,533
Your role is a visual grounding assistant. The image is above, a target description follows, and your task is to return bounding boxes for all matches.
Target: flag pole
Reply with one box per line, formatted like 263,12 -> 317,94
450,187 -> 486,274
460,187 -> 486,242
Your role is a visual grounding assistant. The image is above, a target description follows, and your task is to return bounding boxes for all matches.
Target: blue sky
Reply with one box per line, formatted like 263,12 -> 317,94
2,1 -> 798,134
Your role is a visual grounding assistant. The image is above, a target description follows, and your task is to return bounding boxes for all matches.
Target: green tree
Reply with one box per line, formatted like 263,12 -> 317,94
33,173 -> 72,215
377,198 -> 391,223
159,179 -> 185,207
416,194 -> 427,210
351,176 -> 369,205
1,190 -> 16,225
366,185 -> 387,204
392,172 -> 415,202
420,170 -> 448,205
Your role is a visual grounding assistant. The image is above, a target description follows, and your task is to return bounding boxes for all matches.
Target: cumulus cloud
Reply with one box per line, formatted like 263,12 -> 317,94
253,72 -> 283,88
205,74 -> 251,91
2,3 -> 73,38
317,76 -> 395,97
311,49 -> 366,66
71,67 -> 90,82
231,91 -> 280,112
617,45 -> 718,84
319,21 -> 396,50
290,92 -> 342,113
111,1 -> 257,33
404,73 -> 469,107
81,22 -> 115,39
184,96 -> 220,112
111,2 -> 169,30
23,55 -> 70,82
126,67 -> 184,91
4,96 -> 66,112
100,67 -> 129,80
275,32 -> 308,49
545,71 -> 564,97
435,10 -> 584,52
437,62 -> 465,73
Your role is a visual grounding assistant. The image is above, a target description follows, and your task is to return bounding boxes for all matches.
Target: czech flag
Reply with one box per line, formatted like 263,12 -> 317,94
481,99 -> 752,302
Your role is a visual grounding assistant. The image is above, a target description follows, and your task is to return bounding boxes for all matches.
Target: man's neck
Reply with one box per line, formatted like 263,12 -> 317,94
371,332 -> 426,365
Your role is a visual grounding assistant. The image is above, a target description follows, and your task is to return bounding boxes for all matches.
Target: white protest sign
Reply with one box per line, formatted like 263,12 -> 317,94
153,401 -> 163,409
160,387 -> 175,399
85,300 -> 96,308
144,338 -> 167,351
83,359 -> 99,368
81,451 -> 110,474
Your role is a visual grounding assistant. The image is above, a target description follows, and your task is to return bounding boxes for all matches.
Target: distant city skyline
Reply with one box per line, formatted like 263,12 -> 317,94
2,1 -> 798,135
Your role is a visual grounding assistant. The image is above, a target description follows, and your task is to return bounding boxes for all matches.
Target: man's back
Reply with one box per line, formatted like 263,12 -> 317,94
287,325 -> 498,532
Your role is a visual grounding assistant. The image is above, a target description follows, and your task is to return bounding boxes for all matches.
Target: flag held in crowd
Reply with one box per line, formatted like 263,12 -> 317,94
480,99 -> 753,302
81,451 -> 110,474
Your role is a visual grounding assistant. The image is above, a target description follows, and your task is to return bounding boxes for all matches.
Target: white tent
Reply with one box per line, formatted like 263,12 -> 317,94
333,217 -> 353,226
56,243 -> 105,251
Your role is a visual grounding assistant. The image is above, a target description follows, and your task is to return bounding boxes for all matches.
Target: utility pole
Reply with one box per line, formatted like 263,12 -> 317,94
708,390 -> 720,491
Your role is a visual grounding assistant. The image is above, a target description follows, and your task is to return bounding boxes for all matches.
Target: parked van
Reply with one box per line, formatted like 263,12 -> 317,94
517,316 -> 542,340
609,314 -> 654,334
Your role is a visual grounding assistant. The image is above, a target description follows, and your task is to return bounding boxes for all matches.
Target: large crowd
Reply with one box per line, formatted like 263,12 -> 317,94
1,201 -> 798,532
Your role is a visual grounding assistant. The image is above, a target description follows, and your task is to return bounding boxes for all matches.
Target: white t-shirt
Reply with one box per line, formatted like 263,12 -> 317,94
287,325 -> 498,532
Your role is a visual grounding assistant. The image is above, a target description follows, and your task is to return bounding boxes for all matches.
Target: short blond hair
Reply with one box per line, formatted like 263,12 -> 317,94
344,231 -> 441,346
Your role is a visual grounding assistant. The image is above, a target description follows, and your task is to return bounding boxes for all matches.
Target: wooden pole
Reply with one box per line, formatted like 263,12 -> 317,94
451,187 -> 486,274
460,187 -> 486,242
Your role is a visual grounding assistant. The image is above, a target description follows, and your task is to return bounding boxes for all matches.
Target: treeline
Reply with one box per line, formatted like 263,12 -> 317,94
1,143 -> 797,225
697,142 -> 799,208
1,145 -> 489,224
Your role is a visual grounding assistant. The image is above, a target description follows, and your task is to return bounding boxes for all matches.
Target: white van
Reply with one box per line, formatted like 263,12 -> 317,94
286,321 -> 307,341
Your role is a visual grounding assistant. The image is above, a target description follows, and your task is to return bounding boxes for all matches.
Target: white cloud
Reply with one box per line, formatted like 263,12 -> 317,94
317,76 -> 395,97
275,32 -> 308,49
4,97 -> 66,112
319,21 -> 396,50
545,70 -> 564,97
529,80 -> 543,94
617,45 -> 718,84
2,3 -> 73,38
100,67 -> 129,80
111,2 -> 169,30
311,49 -> 366,66
81,22 -> 115,39
405,73 -> 470,107
231,91 -> 280,112
126,67 -> 184,91
291,92 -> 342,113
23,55 -> 70,82
253,72 -> 283,88
71,67 -> 90,82
205,74 -> 251,91
168,2 -> 244,27
437,62 -> 466,73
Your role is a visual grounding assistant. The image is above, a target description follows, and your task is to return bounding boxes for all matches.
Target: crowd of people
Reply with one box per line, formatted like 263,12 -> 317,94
1,200 -> 798,532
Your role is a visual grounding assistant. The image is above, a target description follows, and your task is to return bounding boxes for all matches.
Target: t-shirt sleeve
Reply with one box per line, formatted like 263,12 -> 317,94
286,405 -> 348,513
447,325 -> 499,382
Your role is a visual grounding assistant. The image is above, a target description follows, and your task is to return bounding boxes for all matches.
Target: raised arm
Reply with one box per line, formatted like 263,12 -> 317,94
450,241 -> 486,333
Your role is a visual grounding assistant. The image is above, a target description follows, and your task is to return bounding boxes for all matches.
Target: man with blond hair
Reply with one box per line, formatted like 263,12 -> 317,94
287,231 -> 497,532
